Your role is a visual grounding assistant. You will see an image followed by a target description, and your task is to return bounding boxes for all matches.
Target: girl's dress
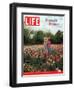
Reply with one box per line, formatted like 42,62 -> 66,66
47,40 -> 52,54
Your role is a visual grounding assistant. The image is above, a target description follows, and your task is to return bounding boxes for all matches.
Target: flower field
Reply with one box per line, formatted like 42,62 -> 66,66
23,44 -> 63,75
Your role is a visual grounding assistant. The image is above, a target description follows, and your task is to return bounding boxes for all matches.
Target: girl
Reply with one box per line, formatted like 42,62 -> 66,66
47,37 -> 52,55
43,37 -> 49,58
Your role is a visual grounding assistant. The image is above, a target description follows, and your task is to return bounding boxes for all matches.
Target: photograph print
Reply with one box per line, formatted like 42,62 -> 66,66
22,13 -> 64,76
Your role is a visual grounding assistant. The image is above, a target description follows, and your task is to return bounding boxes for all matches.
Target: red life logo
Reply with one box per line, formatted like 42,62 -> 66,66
25,16 -> 40,26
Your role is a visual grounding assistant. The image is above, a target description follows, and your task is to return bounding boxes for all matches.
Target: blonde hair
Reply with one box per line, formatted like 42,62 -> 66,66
44,37 -> 48,43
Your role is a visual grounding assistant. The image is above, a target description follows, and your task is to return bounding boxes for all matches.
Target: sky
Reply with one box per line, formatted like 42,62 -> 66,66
23,14 -> 64,35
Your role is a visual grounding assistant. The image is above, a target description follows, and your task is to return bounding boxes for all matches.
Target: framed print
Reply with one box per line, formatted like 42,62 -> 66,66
10,3 -> 72,87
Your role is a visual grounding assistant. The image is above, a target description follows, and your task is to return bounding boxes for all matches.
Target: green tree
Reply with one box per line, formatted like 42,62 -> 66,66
34,31 -> 44,44
45,32 -> 53,38
51,30 -> 63,44
55,30 -> 63,44
24,29 -> 30,44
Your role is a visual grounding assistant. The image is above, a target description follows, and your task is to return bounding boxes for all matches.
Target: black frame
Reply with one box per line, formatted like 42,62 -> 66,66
10,3 -> 72,87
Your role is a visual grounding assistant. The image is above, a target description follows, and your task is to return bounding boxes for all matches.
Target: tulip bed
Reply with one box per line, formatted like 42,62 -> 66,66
23,44 -> 63,75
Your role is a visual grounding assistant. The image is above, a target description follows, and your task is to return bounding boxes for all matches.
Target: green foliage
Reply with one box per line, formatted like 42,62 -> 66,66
55,30 -> 63,44
55,57 -> 63,70
50,30 -> 63,44
24,54 -> 63,72
34,31 -> 44,44
24,29 -> 30,44
24,28 -> 63,44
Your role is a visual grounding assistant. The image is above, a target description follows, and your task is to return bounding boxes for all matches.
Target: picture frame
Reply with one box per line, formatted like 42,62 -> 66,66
10,3 -> 72,87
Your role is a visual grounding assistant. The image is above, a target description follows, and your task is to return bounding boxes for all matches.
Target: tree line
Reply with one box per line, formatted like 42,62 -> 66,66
24,28 -> 63,45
